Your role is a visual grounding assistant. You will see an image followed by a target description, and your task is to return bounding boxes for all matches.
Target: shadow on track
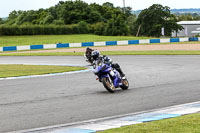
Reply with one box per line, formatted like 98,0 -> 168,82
96,88 -> 133,95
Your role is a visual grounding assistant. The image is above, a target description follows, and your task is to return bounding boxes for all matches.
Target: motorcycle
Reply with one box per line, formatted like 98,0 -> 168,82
93,59 -> 129,93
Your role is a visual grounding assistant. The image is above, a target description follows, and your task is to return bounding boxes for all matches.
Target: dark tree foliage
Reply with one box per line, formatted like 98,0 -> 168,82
0,18 -> 4,24
2,0 -> 133,36
127,14 -> 137,35
175,13 -> 200,21
104,14 -> 129,36
135,4 -> 183,37
4,0 -> 130,26
1,2 -> 184,37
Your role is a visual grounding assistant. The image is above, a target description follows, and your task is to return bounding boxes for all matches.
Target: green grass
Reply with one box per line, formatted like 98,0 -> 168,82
99,113 -> 200,133
0,34 -> 151,47
0,64 -> 86,78
2,50 -> 200,56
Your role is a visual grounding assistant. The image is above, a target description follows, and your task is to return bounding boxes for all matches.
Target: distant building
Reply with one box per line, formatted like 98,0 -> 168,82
172,21 -> 200,37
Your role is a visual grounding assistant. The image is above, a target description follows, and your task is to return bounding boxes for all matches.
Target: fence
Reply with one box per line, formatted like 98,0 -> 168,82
0,37 -> 199,52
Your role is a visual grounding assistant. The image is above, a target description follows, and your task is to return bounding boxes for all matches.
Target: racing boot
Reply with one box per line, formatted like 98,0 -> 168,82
116,68 -> 125,79
112,63 -> 125,79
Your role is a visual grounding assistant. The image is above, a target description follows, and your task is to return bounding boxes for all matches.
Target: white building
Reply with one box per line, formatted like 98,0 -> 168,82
172,21 -> 200,37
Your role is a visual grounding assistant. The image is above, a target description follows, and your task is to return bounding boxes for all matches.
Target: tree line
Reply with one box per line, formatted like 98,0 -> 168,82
175,13 -> 200,21
0,0 -> 184,37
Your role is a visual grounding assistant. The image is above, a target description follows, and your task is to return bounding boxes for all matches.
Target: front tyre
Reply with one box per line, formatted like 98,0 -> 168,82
120,78 -> 129,90
102,77 -> 115,93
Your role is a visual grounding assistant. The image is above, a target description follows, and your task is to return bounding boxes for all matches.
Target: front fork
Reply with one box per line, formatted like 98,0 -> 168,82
97,73 -> 114,87
97,70 -> 119,88
109,70 -> 119,88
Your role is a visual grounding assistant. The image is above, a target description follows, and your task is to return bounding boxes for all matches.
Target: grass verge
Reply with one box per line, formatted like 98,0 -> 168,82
2,51 -> 200,56
0,64 -> 86,78
0,34 -> 151,47
99,113 -> 200,133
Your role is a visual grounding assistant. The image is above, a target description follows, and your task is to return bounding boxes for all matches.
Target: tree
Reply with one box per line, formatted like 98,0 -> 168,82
77,21 -> 89,33
58,0 -> 90,24
117,6 -> 133,18
104,14 -> 129,36
127,14 -> 137,35
93,22 -> 106,35
2,0 -> 134,36
53,19 -> 65,25
87,10 -> 102,23
6,10 -> 19,25
42,15 -> 54,24
0,18 -> 4,24
135,4 -> 183,37
8,10 -> 18,19
176,13 -> 200,21
103,2 -> 114,8
15,12 -> 27,25
4,0 -> 129,27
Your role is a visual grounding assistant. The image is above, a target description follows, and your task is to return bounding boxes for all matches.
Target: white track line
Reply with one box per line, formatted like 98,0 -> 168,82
8,101 -> 200,133
0,63 -> 92,80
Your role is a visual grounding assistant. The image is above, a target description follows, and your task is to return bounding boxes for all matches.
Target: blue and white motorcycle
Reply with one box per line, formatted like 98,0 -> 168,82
93,59 -> 129,93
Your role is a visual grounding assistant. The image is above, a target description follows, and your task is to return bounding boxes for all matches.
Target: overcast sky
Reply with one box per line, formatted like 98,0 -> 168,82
0,0 -> 199,17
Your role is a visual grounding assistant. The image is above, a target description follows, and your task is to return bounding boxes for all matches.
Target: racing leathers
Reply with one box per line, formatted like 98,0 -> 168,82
102,55 -> 125,78
84,47 -> 94,64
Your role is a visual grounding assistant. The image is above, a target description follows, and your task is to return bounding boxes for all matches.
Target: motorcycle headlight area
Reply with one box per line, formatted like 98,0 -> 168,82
100,65 -> 107,71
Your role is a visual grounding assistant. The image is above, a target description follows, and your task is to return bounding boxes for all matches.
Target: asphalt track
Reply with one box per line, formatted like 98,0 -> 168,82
1,56 -> 200,132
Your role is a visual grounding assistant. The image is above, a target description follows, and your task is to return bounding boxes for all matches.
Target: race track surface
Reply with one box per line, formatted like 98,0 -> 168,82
1,56 -> 200,132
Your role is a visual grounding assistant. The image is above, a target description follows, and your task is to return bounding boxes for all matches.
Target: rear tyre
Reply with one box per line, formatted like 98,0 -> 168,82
102,77 -> 115,93
120,78 -> 129,90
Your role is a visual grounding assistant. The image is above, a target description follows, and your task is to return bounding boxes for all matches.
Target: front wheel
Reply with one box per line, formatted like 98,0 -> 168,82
102,77 -> 115,93
120,78 -> 129,90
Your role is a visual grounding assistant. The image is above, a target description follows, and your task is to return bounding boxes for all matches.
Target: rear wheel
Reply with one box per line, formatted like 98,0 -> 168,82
102,77 -> 115,93
120,78 -> 129,90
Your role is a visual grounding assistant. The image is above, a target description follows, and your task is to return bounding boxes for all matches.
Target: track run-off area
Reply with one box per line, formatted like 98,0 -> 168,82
0,55 -> 200,132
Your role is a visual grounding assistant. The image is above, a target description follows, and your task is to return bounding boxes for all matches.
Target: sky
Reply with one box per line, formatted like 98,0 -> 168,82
0,0 -> 199,17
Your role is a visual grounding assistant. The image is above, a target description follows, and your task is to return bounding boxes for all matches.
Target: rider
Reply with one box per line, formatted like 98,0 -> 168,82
91,49 -> 125,78
84,47 -> 94,64
103,55 -> 125,78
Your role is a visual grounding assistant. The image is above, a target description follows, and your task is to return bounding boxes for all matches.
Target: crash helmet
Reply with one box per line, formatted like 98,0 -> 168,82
86,47 -> 91,51
91,50 -> 100,60
104,56 -> 112,64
